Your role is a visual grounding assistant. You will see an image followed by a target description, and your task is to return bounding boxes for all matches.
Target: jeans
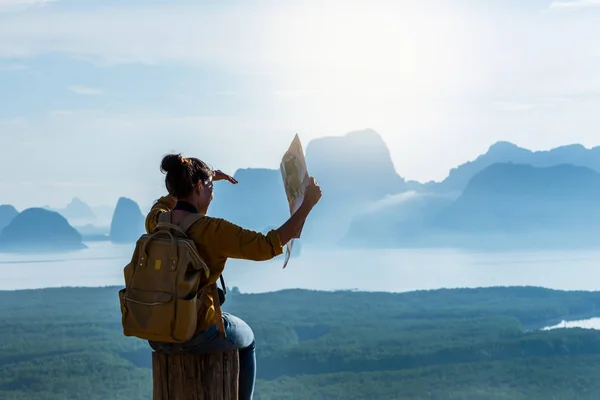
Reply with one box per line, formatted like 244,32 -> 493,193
149,312 -> 256,400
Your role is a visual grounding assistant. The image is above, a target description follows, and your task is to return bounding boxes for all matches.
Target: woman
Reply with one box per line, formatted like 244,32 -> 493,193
145,153 -> 322,400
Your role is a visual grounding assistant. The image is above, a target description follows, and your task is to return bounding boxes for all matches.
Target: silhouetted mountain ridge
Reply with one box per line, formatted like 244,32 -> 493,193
4,131 -> 599,252
461,162 -> 600,199
345,162 -> 600,249
61,198 -> 95,220
0,205 -> 18,231
209,129 -> 407,244
109,197 -> 145,244
209,168 -> 289,232
205,132 -> 600,249
436,163 -> 600,232
0,208 -> 86,253
437,141 -> 600,192
305,128 -> 406,200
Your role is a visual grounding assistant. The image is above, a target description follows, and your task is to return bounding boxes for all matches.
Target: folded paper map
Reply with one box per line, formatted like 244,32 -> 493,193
279,134 -> 309,269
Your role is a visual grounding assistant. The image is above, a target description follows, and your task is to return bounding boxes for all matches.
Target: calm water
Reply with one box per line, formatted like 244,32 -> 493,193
1,242 -> 600,294
543,318 -> 600,331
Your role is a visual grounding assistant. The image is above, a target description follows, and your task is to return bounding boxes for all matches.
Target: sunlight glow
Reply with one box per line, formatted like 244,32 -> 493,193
262,2 -> 478,177
268,3 -> 471,102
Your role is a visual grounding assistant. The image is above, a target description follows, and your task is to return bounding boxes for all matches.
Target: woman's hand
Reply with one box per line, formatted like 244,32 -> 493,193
303,177 -> 322,208
213,170 -> 238,184
276,176 -> 322,246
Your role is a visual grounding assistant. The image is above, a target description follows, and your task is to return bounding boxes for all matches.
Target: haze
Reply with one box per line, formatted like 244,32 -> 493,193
1,0 -> 600,208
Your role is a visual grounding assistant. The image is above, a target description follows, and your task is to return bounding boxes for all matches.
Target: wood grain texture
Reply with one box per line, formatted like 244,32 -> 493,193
152,351 -> 239,400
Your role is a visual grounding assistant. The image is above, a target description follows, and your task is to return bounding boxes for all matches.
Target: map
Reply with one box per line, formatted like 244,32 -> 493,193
279,134 -> 309,268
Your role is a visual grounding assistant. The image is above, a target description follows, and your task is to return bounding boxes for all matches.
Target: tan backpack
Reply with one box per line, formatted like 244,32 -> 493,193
118,211 -> 226,343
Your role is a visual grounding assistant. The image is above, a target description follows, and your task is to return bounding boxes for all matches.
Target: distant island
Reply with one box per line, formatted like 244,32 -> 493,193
0,208 -> 87,253
0,204 -> 18,231
434,141 -> 600,193
12,129 -> 600,252
207,129 -> 600,250
109,197 -> 145,244
0,196 -> 146,252
344,162 -> 600,249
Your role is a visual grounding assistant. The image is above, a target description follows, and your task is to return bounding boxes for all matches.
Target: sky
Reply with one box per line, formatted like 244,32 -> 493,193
1,0 -> 600,209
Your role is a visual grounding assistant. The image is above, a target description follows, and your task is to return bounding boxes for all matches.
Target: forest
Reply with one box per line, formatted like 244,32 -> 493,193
2,285 -> 600,399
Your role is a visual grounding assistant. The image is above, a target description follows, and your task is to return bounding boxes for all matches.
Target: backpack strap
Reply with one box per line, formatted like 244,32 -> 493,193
158,211 -> 171,223
164,212 -> 228,338
213,285 -> 226,338
155,222 -> 186,235
157,212 -> 202,234
155,211 -> 188,235
219,275 -> 226,295
178,213 -> 204,234
177,213 -> 227,338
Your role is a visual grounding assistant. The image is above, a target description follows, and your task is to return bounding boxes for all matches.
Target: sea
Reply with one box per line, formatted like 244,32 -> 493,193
2,241 -> 600,295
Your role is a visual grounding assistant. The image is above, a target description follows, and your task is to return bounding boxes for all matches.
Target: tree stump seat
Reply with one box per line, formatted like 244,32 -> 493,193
152,350 -> 239,400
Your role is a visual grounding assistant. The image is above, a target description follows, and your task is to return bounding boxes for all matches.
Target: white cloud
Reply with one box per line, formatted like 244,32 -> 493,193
364,191 -> 420,214
1,1 -> 600,187
0,1 -> 596,104
0,2 -> 475,101
0,116 -> 28,130
0,0 -> 55,13
0,5 -> 280,68
68,85 -> 104,95
272,90 -> 319,100
0,62 -> 28,70
214,91 -> 237,97
491,101 -> 539,112
549,0 -> 600,9
48,110 -> 74,117
0,0 -> 54,4
490,93 -> 600,112
0,180 -> 107,189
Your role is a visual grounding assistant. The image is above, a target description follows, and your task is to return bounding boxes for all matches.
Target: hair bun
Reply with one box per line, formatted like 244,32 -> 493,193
160,153 -> 186,174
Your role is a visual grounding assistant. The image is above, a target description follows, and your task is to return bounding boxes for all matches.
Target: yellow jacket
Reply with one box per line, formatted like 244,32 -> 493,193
145,195 -> 284,333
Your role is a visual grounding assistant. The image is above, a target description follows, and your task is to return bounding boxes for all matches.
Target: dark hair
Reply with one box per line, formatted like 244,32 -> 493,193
160,153 -> 212,198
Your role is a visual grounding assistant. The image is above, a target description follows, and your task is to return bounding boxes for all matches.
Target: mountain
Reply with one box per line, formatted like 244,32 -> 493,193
304,128 -> 406,201
435,163 -> 600,233
0,208 -> 87,253
435,141 -> 600,192
344,163 -> 600,249
0,205 -> 19,231
109,197 -> 145,244
301,129 -> 408,244
208,129 -> 408,245
209,168 -> 289,233
58,198 -> 96,220
43,198 -> 101,227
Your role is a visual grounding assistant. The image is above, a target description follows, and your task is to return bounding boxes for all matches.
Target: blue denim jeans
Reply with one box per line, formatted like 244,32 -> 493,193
149,312 -> 256,400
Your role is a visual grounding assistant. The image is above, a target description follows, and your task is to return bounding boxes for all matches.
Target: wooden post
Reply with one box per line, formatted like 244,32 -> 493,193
152,350 -> 239,400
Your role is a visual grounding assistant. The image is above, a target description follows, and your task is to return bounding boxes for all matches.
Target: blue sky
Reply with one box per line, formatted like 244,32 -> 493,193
1,0 -> 600,209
